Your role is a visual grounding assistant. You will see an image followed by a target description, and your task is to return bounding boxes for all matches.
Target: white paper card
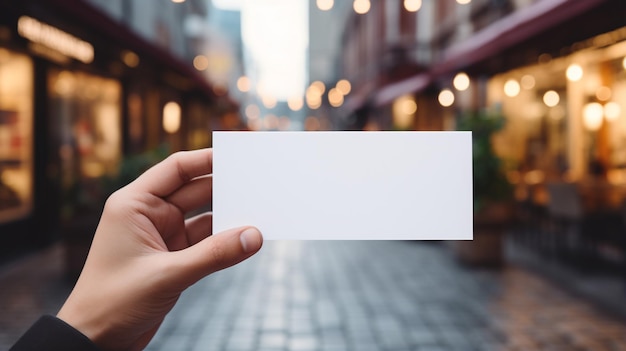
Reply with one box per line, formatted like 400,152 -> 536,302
213,131 -> 473,240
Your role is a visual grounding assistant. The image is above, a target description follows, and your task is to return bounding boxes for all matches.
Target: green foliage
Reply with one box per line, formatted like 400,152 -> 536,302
457,110 -> 513,213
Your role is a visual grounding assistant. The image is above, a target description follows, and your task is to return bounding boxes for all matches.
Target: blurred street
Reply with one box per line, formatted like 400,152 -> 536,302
2,240 -> 626,351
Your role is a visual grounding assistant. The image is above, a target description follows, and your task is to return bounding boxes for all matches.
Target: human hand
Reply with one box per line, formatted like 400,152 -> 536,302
56,148 -> 263,351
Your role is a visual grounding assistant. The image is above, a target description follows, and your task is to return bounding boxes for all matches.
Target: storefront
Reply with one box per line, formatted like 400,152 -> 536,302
488,27 -> 626,185
0,49 -> 34,226
0,1 -> 229,259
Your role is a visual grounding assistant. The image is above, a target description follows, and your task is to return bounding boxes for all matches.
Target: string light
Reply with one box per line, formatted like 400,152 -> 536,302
353,0 -> 370,14
404,0 -> 422,12
317,0 -> 334,11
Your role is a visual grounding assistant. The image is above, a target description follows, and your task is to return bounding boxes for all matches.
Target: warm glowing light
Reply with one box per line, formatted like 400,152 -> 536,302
521,75 -> 535,89
306,93 -> 322,110
595,86 -> 611,101
309,81 -> 326,95
583,102 -> 603,131
328,88 -> 344,107
163,102 -> 181,134
306,83 -> 323,109
193,55 -> 209,71
566,64 -> 583,82
122,51 -> 139,68
317,0 -> 334,11
438,89 -> 455,107
543,90 -> 560,107
18,16 -> 94,64
262,95 -> 277,109
623,57 -> 626,70
336,79 -> 352,95
404,0 -> 422,12
453,72 -> 470,91
393,95 -> 416,129
456,0 -> 471,4
287,96 -> 304,111
237,76 -> 251,92
304,116 -> 321,131
604,102 -> 621,121
171,0 -> 185,3
353,0 -> 370,14
245,104 -> 260,119
504,79 -> 520,97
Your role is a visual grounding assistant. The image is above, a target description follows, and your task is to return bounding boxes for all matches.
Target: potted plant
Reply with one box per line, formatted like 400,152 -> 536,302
450,109 -> 514,266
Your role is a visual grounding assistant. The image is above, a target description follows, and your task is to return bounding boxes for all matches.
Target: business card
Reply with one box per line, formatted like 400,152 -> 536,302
213,131 -> 472,240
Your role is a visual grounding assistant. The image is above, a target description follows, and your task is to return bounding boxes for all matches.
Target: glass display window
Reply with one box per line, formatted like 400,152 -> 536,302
0,48 -> 34,223
48,69 -> 121,219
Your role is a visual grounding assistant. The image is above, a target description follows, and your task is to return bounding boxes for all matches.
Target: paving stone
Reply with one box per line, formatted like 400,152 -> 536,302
2,242 -> 626,351
289,335 -> 319,351
260,331 -> 288,349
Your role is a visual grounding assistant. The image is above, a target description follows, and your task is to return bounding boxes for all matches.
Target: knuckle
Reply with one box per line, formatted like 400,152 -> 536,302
208,242 -> 227,264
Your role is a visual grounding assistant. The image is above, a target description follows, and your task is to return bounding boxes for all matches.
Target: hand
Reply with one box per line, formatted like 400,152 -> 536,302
56,148 -> 263,351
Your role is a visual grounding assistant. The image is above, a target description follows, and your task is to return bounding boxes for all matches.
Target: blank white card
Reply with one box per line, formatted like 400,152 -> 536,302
212,131 -> 473,240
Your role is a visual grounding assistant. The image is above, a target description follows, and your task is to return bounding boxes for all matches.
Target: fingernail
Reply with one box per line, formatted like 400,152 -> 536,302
240,227 -> 262,253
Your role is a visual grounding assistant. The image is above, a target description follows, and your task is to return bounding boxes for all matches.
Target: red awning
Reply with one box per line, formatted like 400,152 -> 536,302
369,0 -> 610,109
432,0 -> 608,76
372,73 -> 431,107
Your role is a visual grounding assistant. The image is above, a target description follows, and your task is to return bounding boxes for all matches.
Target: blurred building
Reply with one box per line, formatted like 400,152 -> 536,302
333,0 -> 626,269
0,0 -> 236,261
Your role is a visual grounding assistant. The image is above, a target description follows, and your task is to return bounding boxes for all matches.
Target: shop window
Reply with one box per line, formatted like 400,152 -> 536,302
0,49 -> 34,224
48,69 -> 121,218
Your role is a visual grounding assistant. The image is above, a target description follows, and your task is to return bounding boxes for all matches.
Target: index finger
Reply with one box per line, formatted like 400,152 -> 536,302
129,148 -> 213,197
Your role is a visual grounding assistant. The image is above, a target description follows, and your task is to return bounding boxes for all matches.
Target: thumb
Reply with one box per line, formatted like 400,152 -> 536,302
168,226 -> 263,287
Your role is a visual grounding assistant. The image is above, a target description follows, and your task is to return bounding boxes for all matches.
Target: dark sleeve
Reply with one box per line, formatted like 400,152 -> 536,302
10,315 -> 102,351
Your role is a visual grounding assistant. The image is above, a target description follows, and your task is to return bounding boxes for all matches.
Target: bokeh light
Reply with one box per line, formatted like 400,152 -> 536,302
404,0 -> 422,12
304,116 -> 321,131
595,86 -> 611,101
566,64 -> 583,82
453,72 -> 470,91
336,79 -> 351,95
328,88 -> 344,107
583,102 -> 604,131
237,76 -> 251,92
438,89 -> 455,107
162,102 -> 181,134
504,79 -> 520,97
353,0 -> 370,14
287,96 -> 304,111
317,0 -> 334,11
543,90 -> 560,107
309,81 -> 326,95
604,102 -> 621,121
245,104 -> 260,120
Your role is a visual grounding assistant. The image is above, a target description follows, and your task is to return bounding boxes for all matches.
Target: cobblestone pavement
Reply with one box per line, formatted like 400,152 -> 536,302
2,241 -> 626,351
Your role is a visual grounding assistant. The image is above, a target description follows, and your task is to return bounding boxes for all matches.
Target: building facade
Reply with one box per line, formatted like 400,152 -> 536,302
0,0 -> 234,261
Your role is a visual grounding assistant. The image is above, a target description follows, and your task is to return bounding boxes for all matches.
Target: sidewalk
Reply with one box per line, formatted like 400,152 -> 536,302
1,241 -> 626,351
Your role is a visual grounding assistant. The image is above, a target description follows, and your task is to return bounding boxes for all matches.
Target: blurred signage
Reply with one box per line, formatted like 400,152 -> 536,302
17,16 -> 94,64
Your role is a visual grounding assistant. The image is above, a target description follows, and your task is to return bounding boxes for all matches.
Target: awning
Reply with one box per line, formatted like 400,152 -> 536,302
369,0 -> 613,109
372,73 -> 431,107
432,0 -> 609,76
